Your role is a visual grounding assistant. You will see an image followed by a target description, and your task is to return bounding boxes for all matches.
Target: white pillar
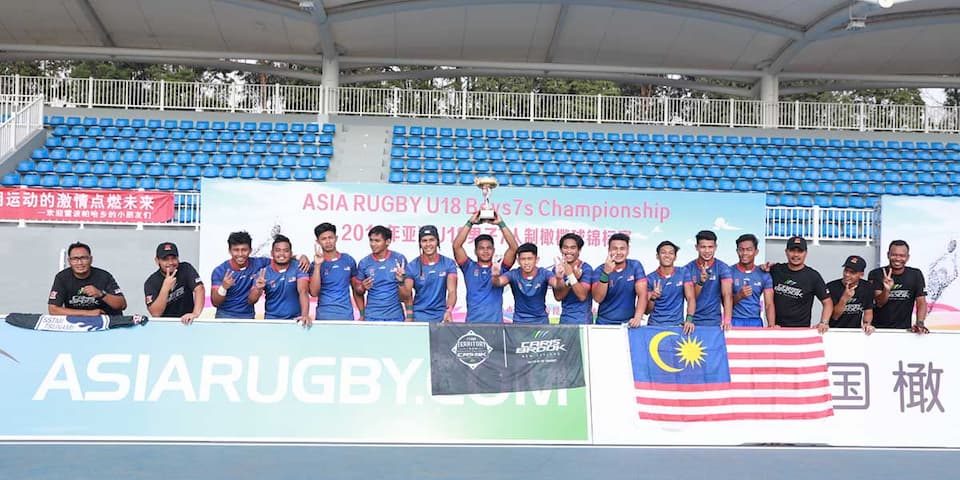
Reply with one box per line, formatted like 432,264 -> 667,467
320,56 -> 339,123
321,56 -> 339,89
759,73 -> 779,128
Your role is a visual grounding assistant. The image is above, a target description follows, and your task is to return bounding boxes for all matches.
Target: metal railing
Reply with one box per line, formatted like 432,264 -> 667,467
0,94 -> 43,160
3,74 -> 960,133
766,206 -> 876,244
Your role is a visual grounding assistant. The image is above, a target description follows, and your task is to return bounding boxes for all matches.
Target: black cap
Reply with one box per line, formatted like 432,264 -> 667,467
842,255 -> 865,273
655,240 -> 679,254
156,242 -> 179,258
786,236 -> 807,251
418,225 -> 439,242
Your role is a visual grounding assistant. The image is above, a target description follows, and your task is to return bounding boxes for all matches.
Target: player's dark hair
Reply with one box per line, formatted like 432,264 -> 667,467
67,241 -> 91,256
517,243 -> 538,256
735,233 -> 759,249
368,225 -> 392,241
474,234 -> 494,248
696,230 -> 718,243
227,231 -> 252,248
272,234 -> 292,249
608,233 -> 630,246
559,233 -> 584,250
314,222 -> 336,237
888,239 -> 910,252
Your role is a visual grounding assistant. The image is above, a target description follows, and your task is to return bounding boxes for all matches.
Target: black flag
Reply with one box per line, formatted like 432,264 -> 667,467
429,324 -> 585,395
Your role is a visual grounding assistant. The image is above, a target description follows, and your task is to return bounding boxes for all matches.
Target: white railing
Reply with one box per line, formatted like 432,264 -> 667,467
766,206 -> 876,244
3,74 -> 959,133
0,94 -> 43,160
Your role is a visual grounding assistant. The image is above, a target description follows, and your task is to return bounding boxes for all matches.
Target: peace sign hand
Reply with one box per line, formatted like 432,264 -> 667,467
882,267 -> 894,292
650,280 -> 662,300
222,270 -> 236,290
162,267 -> 178,291
254,268 -> 267,290
603,253 -> 616,274
842,281 -> 857,300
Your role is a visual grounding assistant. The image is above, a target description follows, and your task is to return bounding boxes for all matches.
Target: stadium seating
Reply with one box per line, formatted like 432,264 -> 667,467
7,116 -> 338,193
388,124 -> 960,210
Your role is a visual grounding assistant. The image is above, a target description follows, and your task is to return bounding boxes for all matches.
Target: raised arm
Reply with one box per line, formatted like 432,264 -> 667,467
453,212 -> 480,266
495,211 -> 519,268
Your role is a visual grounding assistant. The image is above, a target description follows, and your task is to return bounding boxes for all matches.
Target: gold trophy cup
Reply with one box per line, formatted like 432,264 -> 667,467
473,176 -> 499,221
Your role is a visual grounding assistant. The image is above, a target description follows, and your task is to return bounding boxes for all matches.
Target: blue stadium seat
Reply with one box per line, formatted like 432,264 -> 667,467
156,177 -> 175,190
21,173 -> 40,186
175,178 -> 195,191
1,172 -> 20,186
202,166 -> 220,178
256,167 -> 274,180
98,176 -> 118,189
219,167 -> 237,179
80,175 -> 99,188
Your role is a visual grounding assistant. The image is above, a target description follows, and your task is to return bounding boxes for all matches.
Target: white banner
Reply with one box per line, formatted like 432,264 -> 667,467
880,196 -> 960,330
589,328 -> 959,447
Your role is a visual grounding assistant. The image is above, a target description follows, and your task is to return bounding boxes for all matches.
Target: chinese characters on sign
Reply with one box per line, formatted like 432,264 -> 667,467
828,361 -> 945,414
893,361 -> 944,413
0,188 -> 175,224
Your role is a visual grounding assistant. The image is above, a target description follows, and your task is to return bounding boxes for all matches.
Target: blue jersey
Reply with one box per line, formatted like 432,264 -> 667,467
357,251 -> 407,322
559,262 -> 594,325
211,257 -> 272,319
405,255 -> 458,322
684,259 -> 733,325
595,259 -> 646,325
731,264 -> 774,322
504,267 -> 554,324
646,269 -> 686,326
460,258 -> 508,323
263,263 -> 309,319
312,253 -> 358,321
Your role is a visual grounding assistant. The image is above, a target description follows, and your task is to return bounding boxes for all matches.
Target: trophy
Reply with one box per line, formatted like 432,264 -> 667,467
473,176 -> 499,221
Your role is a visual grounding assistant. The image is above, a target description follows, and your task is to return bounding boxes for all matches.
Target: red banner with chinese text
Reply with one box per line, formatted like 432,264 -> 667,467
0,188 -> 175,223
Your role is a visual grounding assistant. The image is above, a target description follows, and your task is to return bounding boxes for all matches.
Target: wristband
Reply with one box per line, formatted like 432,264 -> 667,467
97,291 -> 107,300
465,221 -> 474,227
599,272 -> 609,283
684,315 -> 695,324
497,220 -> 507,229
565,273 -> 578,286
217,286 -> 227,296
359,309 -> 365,317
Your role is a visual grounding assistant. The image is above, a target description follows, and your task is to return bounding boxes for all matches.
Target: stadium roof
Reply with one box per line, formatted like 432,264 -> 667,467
1,0 -> 959,92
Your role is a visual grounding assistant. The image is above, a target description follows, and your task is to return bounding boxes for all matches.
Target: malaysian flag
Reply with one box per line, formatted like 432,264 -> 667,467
630,326 -> 833,422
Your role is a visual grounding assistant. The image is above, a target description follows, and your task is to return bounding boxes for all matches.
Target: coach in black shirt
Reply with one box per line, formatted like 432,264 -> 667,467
868,239 -> 928,332
769,236 -> 832,333
48,241 -> 126,316
827,255 -> 874,334
144,242 -> 205,324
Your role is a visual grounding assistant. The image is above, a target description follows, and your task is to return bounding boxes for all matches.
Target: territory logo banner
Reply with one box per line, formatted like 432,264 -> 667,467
429,324 -> 585,395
